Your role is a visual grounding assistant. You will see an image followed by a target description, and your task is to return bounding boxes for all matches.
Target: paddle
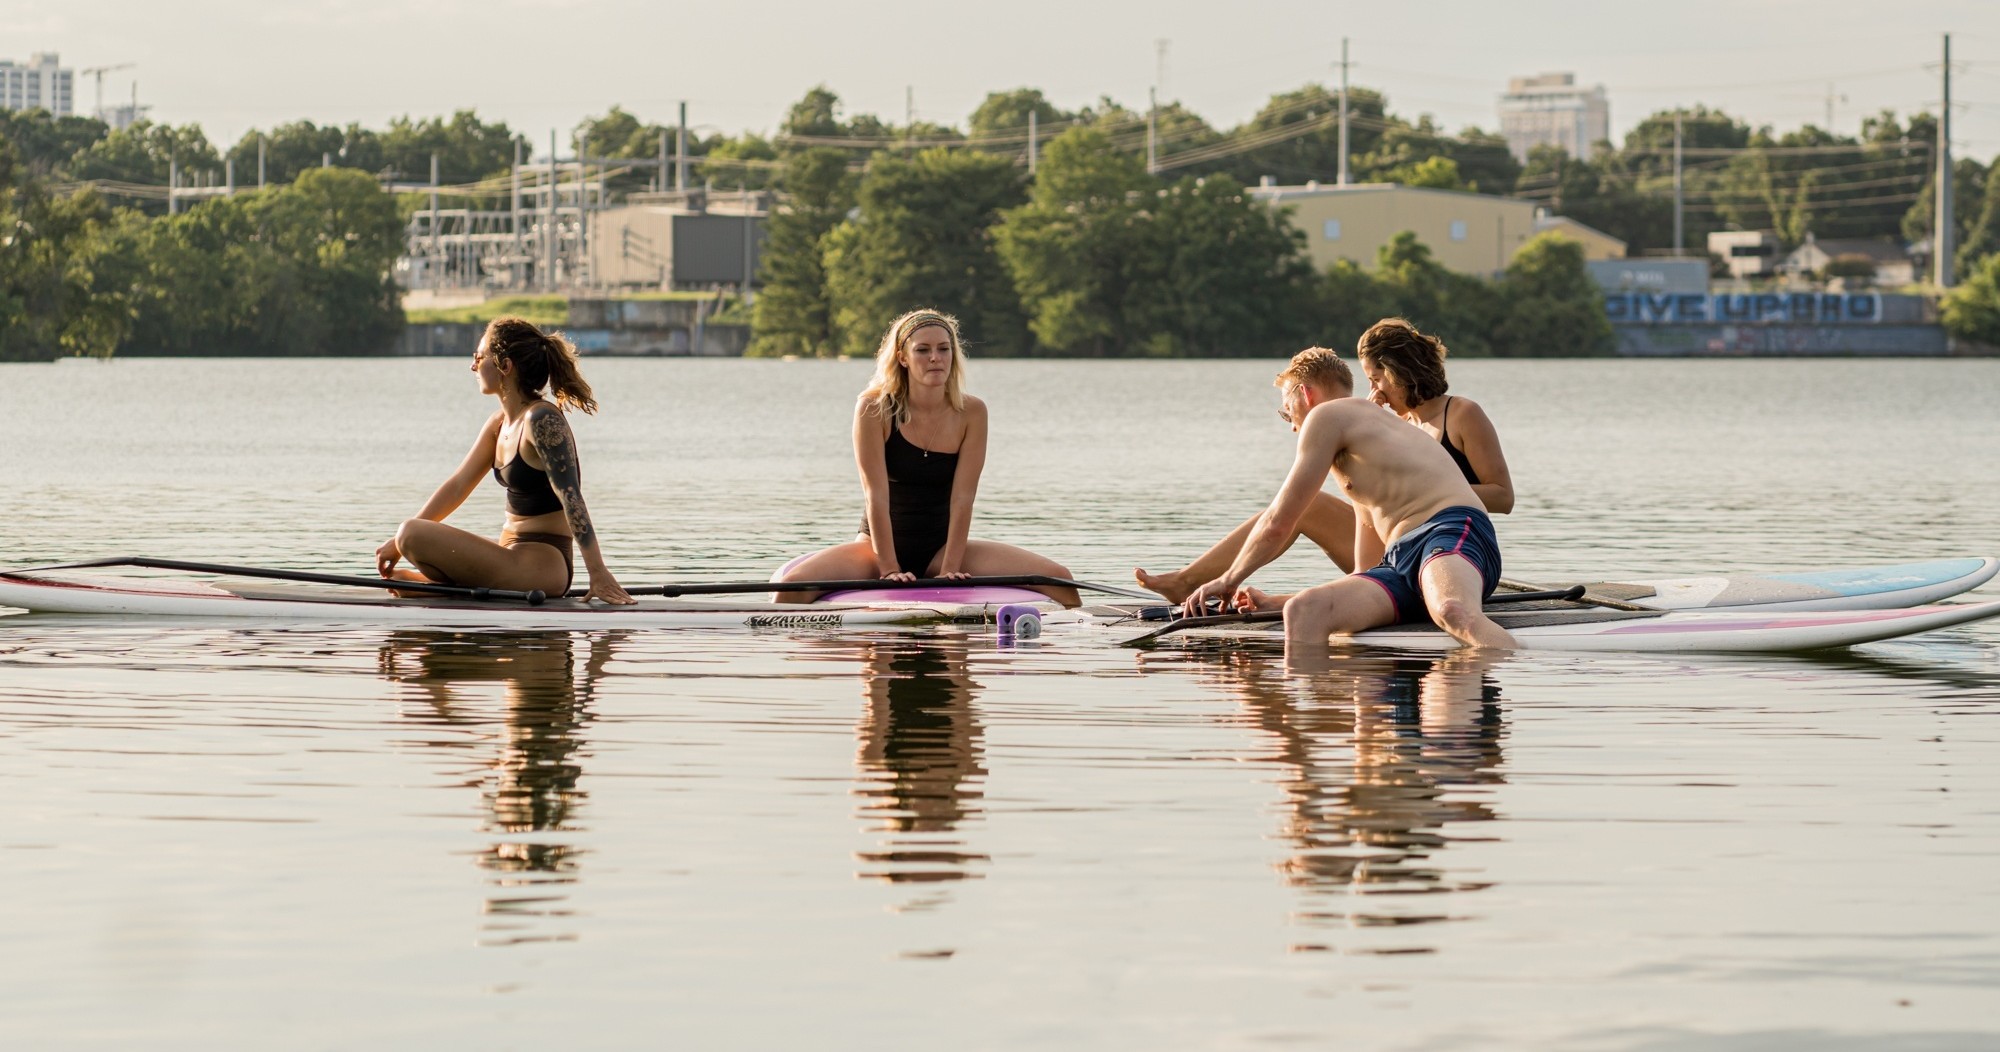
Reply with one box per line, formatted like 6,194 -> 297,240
8,556 -> 550,605
1121,585 -> 1587,645
1496,576 -> 1655,612
574,574 -> 1161,602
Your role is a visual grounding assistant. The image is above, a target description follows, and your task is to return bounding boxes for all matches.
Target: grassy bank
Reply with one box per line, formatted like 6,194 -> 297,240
404,291 -> 744,328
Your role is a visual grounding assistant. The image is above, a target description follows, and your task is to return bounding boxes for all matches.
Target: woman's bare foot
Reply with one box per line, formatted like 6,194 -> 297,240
1134,566 -> 1193,604
382,568 -> 436,599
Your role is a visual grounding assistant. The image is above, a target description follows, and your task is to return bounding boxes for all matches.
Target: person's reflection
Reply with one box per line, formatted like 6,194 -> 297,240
849,635 -> 988,893
1179,645 -> 1507,936
377,630 -> 618,946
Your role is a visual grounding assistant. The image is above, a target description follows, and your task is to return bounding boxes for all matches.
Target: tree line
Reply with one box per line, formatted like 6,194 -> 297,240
1,111 -> 402,361
7,77 -> 2000,360
749,127 -> 1611,358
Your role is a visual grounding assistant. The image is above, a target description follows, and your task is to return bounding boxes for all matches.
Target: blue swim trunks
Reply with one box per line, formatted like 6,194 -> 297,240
1355,506 -> 1502,624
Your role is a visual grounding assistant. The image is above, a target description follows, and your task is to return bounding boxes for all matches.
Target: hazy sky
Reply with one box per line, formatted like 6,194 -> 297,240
20,0 -> 2000,159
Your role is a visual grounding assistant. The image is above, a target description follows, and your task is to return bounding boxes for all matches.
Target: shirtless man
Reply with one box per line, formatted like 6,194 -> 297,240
1179,343 -> 1515,652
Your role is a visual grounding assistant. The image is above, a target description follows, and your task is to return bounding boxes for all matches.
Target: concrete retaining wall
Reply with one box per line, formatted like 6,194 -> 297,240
1614,324 -> 1949,356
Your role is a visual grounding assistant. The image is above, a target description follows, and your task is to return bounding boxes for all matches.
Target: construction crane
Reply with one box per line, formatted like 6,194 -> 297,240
80,63 -> 135,118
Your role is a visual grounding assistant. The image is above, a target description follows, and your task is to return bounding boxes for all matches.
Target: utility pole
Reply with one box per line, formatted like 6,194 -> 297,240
547,129 -> 559,291
1028,111 -> 1038,174
657,129 -> 668,194
677,101 -> 689,193
1147,87 -> 1158,175
578,134 -> 590,290
1337,38 -> 1351,185
1673,110 -> 1684,255
1937,32 -> 1954,288
511,139 -> 523,286
429,152 -> 440,282
168,156 -> 178,215
257,135 -> 266,188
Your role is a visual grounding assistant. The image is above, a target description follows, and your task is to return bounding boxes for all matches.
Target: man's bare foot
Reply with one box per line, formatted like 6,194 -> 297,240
1134,566 -> 1192,604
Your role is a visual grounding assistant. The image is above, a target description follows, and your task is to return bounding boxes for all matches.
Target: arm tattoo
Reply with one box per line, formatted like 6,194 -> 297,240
530,408 -> 597,550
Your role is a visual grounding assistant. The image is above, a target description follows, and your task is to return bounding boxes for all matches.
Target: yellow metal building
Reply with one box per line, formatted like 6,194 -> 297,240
1251,182 -> 1580,277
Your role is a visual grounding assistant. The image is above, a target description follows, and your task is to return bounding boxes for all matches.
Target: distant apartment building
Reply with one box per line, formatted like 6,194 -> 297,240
0,52 -> 73,116
1498,73 -> 1608,162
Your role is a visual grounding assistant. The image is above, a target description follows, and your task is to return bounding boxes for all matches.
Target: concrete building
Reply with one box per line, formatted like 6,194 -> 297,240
1708,230 -> 1784,279
0,52 -> 74,116
1784,235 -> 1917,287
588,189 -> 769,290
1498,73 -> 1609,162
1252,182 -> 1537,277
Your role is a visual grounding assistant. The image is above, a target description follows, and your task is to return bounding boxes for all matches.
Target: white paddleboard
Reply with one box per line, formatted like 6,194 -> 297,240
0,572 -> 1014,629
1578,558 -> 1997,612
1156,601 -> 2000,654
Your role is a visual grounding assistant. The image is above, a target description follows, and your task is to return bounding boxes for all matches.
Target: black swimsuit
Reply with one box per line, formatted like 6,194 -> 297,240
493,455 -> 565,516
1439,396 -> 1482,486
859,425 -> 958,575
492,436 -> 573,590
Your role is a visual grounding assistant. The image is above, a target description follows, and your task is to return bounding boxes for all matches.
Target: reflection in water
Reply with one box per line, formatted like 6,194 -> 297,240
378,631 -> 618,947
849,636 -> 987,895
1182,647 -> 1507,946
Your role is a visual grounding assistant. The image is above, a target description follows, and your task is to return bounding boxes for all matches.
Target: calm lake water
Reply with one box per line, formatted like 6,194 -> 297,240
3,357 -> 1998,1049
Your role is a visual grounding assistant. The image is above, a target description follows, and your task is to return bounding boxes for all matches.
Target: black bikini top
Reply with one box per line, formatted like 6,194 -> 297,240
493,450 -> 564,517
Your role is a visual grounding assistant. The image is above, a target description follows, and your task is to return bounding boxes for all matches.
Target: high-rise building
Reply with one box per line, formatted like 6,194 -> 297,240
0,52 -> 74,116
1498,73 -> 1608,162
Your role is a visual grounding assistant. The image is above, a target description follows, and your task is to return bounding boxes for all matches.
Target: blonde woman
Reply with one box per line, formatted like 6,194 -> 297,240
376,317 -> 634,604
775,309 -> 1078,606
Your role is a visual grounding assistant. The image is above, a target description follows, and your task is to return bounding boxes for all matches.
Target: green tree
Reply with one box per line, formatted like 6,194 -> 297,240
1941,252 -> 2000,345
0,109 -> 109,177
994,128 -> 1153,354
224,120 -> 376,189
1954,163 -> 2000,275
1382,155 -> 1463,189
68,120 -> 220,193
969,89 -> 1075,146
576,106 -> 670,197
123,167 -> 403,356
999,129 -> 1313,355
379,110 -> 520,184
824,147 -> 1029,357
1372,232 -> 1496,356
1121,173 -> 1314,356
1305,259 -> 1398,353
1491,232 -> 1613,356
1355,118 -> 1519,193
700,133 -> 778,190
749,148 -> 858,357
0,141 -> 137,360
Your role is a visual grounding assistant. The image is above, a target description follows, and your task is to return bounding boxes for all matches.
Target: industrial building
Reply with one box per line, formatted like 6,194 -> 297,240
1251,181 -> 1621,277
1497,73 -> 1610,162
588,190 -> 768,290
